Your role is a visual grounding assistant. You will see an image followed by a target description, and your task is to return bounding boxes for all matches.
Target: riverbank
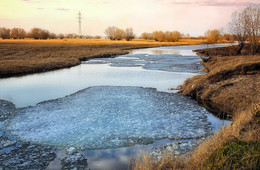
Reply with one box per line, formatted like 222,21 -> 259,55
134,45 -> 260,169
179,46 -> 260,118
0,38 -> 207,78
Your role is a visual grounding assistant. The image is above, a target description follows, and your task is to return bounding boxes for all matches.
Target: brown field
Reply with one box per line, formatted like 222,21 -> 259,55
0,38 -> 207,78
134,46 -> 260,169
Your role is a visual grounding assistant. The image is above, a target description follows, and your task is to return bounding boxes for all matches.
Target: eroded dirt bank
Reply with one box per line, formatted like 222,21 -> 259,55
179,46 -> 260,118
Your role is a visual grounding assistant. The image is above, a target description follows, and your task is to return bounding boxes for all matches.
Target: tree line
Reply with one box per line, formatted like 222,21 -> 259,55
104,26 -> 135,41
141,31 -> 182,42
0,27 -> 81,40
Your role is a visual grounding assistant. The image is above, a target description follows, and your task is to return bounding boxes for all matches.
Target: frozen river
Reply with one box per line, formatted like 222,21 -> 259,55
0,44 -> 230,169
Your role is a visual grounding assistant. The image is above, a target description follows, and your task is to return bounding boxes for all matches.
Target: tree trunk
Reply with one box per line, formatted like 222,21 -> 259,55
237,43 -> 244,55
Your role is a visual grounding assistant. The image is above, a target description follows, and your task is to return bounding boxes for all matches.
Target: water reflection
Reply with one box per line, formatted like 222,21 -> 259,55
0,44 -> 231,170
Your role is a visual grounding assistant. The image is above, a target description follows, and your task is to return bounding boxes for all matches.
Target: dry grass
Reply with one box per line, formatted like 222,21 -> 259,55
179,55 -> 260,117
0,38 -> 207,78
185,104 -> 260,169
133,150 -> 184,170
0,42 -> 157,78
0,38 -> 207,46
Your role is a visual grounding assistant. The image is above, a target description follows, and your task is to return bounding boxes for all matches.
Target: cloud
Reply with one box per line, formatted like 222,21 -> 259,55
22,0 -> 40,3
56,8 -> 72,11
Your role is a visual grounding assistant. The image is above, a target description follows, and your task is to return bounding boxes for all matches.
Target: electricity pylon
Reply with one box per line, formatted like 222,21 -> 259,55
78,11 -> 82,38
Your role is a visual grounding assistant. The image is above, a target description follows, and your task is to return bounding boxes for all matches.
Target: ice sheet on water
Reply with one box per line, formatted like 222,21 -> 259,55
84,53 -> 203,73
7,86 -> 211,149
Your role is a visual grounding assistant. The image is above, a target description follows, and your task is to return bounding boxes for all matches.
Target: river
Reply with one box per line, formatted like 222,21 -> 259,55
0,44 -> 230,169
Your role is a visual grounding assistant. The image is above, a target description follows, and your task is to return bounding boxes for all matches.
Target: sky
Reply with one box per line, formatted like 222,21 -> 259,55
0,0 -> 259,36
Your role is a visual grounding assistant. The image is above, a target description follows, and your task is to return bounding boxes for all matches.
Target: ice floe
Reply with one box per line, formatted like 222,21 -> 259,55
7,86 -> 211,149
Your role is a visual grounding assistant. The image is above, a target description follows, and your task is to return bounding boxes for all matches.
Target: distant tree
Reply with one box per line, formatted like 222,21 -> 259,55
41,29 -> 50,39
28,28 -> 51,39
124,28 -> 135,41
29,28 -> 42,39
0,27 -> 11,39
153,31 -> 165,42
72,33 -> 78,38
58,33 -> 65,39
114,27 -> 124,40
49,33 -> 57,39
141,32 -> 154,40
141,32 -> 148,39
105,26 -> 124,40
223,33 -> 232,41
165,31 -> 181,42
65,33 -> 73,39
185,33 -> 191,38
205,29 -> 221,43
105,26 -> 117,40
94,35 -> 101,39
11,28 -> 26,39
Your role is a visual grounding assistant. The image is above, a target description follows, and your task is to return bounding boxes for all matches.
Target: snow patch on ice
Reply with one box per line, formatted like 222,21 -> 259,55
7,86 -> 211,149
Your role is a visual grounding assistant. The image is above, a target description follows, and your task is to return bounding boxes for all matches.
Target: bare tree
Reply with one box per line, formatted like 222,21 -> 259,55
165,31 -> 181,42
204,29 -> 221,43
153,31 -> 165,42
11,28 -> 26,39
29,28 -> 42,39
94,35 -> 101,39
105,26 -> 117,40
58,33 -> 65,39
41,29 -> 50,39
185,33 -> 191,38
124,28 -> 135,41
105,26 -> 125,40
115,28 -> 124,40
141,32 -> 154,40
223,33 -> 232,41
49,33 -> 57,39
229,11 -> 249,54
229,4 -> 260,55
0,27 -> 11,39
243,5 -> 260,54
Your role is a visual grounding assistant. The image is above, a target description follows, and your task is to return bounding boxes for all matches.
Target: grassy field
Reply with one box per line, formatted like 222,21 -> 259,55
134,46 -> 260,169
0,38 -> 207,78
0,38 -> 207,46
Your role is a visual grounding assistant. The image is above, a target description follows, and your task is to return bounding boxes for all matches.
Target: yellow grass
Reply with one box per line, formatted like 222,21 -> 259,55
185,104 -> 260,169
0,38 -> 207,46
